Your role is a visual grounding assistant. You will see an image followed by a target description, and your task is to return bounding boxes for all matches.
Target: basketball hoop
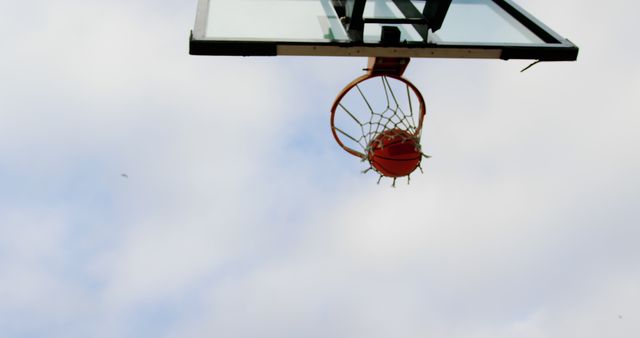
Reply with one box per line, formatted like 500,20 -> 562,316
330,58 -> 429,186
331,58 -> 428,186
191,0 -> 579,184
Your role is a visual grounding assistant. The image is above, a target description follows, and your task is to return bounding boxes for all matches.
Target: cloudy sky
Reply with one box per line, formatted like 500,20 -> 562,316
1,0 -> 639,337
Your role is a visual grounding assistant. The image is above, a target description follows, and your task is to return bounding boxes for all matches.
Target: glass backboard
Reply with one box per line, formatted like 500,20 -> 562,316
190,0 -> 578,61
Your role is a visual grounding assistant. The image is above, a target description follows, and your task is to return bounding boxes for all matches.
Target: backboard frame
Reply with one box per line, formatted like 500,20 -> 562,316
190,0 -> 578,61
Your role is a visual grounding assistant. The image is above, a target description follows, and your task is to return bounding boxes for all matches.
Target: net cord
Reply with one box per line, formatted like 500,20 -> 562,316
331,75 -> 425,159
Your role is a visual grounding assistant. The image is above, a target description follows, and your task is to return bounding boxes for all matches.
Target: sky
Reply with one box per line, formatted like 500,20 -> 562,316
0,0 -> 639,337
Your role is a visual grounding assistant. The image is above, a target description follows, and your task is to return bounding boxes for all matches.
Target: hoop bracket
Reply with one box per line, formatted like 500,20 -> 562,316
366,57 -> 410,76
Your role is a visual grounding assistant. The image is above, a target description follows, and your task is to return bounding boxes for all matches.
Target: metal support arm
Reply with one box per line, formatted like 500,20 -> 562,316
333,0 -> 453,44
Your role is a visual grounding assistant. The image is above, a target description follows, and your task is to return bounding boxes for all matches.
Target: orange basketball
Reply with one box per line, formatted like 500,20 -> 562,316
368,129 -> 422,177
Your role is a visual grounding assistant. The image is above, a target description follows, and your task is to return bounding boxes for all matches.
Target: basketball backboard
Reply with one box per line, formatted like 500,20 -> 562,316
190,0 -> 578,61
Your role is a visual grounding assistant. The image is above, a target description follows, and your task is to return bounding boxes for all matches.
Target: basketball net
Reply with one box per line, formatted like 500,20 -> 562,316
330,57 -> 429,186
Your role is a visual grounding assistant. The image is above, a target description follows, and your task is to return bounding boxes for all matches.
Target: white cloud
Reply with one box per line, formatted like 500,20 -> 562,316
1,0 -> 639,337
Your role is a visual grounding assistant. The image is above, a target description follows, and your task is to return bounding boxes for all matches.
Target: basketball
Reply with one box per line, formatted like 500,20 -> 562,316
367,129 -> 422,177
